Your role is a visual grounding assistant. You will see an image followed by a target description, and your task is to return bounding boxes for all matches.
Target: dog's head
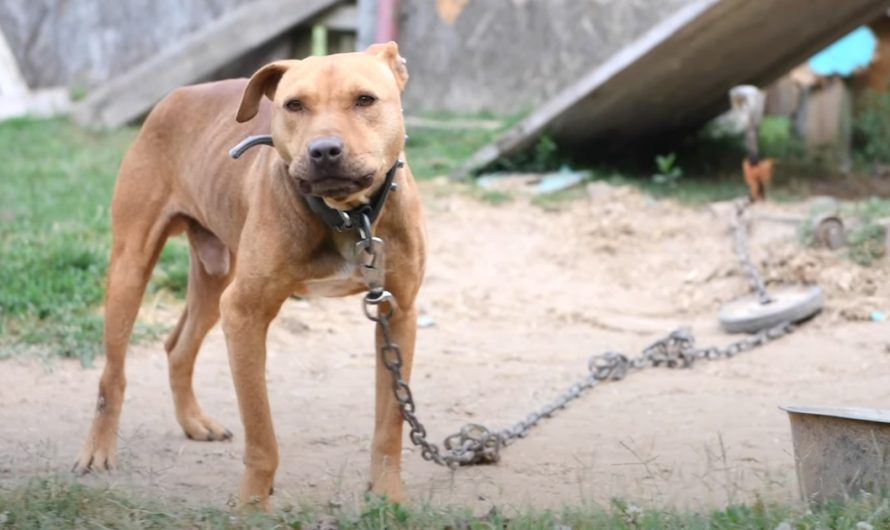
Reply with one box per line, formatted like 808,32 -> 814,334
236,42 -> 409,210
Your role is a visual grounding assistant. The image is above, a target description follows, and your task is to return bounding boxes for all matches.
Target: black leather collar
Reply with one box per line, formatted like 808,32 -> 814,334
302,159 -> 403,232
229,134 -> 403,232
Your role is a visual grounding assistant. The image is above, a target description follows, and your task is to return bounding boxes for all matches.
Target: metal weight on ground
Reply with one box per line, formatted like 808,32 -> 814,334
718,198 -> 823,333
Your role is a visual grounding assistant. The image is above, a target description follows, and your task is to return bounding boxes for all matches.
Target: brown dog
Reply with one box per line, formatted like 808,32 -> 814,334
74,42 -> 425,509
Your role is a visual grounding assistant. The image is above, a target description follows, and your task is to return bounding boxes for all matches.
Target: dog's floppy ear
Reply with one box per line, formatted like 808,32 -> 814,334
236,61 -> 292,123
366,41 -> 409,91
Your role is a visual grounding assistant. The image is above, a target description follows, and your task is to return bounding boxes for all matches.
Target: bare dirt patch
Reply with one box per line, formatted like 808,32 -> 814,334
1,182 -> 888,512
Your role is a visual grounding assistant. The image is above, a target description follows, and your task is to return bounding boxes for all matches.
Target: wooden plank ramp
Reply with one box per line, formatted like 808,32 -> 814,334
73,0 -> 342,128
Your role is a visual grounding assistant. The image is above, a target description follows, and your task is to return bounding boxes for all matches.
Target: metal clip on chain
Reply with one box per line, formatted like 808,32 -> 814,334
357,214 -> 457,468
357,215 -> 386,298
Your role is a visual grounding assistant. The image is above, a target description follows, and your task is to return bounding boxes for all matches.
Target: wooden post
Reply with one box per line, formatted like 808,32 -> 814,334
357,0 -> 378,50
376,0 -> 398,42
312,24 -> 329,56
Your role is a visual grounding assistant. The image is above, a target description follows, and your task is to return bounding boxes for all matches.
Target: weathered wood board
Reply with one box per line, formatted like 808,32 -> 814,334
73,0 -> 342,128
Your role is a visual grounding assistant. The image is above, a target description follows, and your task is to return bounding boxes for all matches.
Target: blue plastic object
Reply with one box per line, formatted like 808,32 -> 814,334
809,27 -> 877,77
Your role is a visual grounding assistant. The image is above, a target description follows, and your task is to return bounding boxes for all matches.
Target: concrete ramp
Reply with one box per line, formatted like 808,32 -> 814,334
74,0 -> 341,128
456,0 -> 890,178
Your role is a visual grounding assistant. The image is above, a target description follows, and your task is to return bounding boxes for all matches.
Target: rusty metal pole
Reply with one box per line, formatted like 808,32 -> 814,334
375,0 -> 399,42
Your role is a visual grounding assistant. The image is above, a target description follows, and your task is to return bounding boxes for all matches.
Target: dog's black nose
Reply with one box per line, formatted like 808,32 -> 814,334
308,137 -> 344,166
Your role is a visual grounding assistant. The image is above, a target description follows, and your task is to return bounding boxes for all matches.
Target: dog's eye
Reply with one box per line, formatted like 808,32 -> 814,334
355,95 -> 377,107
285,99 -> 303,112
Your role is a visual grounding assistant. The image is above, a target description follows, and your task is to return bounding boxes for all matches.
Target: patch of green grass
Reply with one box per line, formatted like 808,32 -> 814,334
0,118 -> 134,363
406,127 -> 491,179
597,170 -> 745,204
2,476 -> 890,530
405,113 -> 522,179
844,198 -> 890,266
848,222 -> 887,266
152,238 -> 191,297
0,118 -> 186,364
799,197 -> 890,266
759,115 -> 809,162
485,134 -> 566,174
477,127 -> 754,205
856,195 -> 890,219
69,86 -> 88,103
480,113 -> 890,206
523,169 -> 745,211
411,111 -> 769,205
468,187 -> 514,206
651,152 -> 684,187
854,90 -> 890,166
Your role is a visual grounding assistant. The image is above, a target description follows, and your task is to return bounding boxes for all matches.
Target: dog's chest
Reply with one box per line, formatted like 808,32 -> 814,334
294,237 -> 369,298
298,261 -> 366,298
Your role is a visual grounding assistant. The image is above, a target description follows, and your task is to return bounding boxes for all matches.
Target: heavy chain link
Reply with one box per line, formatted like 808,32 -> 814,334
357,214 -> 456,467
356,197 -> 799,467
732,197 -> 773,304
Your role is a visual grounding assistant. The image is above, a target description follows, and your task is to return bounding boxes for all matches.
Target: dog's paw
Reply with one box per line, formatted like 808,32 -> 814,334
368,474 -> 406,504
236,474 -> 274,512
181,414 -> 233,442
72,443 -> 116,475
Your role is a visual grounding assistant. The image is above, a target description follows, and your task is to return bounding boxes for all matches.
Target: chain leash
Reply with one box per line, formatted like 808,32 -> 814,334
357,197 -> 799,467
732,197 -> 773,304
357,214 -> 456,467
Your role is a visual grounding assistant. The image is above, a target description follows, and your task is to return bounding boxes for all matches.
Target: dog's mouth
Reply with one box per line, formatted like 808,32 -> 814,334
297,174 -> 374,198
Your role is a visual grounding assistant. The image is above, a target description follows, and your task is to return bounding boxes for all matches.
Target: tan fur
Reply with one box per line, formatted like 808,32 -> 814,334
74,42 -> 426,509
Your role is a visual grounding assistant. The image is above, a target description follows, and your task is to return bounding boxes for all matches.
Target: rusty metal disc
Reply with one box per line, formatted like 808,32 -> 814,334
813,215 -> 846,250
719,285 -> 823,333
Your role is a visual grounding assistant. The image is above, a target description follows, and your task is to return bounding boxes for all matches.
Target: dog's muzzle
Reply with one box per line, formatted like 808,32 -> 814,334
228,133 -> 403,233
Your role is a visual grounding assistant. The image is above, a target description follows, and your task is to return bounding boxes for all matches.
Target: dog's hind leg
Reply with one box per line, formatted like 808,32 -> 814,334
74,194 -> 174,473
165,222 -> 233,441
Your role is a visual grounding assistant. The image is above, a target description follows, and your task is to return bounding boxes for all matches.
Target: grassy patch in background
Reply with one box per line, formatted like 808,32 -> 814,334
0,118 -> 185,365
406,126 -> 493,179
476,113 -> 890,207
845,198 -> 890,266
800,197 -> 890,266
1,476 -> 889,530
0,118 -> 133,364
854,90 -> 890,166
405,113 -> 519,180
474,126 -> 755,206
151,238 -> 191,297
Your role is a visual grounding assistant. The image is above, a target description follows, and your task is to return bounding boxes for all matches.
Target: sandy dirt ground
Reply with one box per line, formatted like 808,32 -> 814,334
1,181 -> 889,512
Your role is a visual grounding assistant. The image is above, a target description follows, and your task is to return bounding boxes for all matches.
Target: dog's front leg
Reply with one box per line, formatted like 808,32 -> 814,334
370,301 -> 418,502
220,277 -> 290,510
